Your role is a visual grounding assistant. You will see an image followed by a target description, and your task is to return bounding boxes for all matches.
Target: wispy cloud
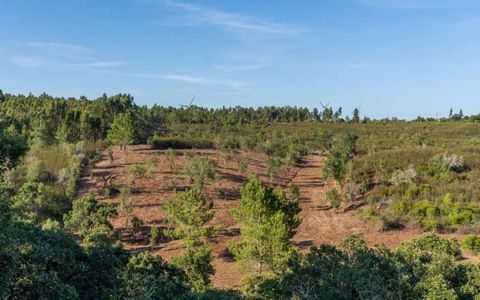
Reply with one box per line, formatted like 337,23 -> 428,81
11,56 -> 46,68
66,60 -> 128,68
213,63 -> 268,73
26,42 -> 90,55
347,62 -> 395,69
10,41 -> 126,69
160,0 -> 302,35
356,0 -> 480,9
164,74 -> 244,89
91,70 -> 245,90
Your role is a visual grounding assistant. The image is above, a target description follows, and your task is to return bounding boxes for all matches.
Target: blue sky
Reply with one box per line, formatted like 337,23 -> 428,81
1,0 -> 479,119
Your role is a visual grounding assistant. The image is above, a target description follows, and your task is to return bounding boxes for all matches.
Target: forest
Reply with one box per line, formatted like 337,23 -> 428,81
1,91 -> 480,299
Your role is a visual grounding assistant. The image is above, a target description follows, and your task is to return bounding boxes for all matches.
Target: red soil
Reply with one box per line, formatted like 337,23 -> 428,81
78,145 -> 479,289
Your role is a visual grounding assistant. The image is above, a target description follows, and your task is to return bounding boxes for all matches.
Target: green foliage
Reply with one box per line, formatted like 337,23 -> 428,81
172,246 -> 215,293
55,121 -> 70,144
327,188 -> 342,208
184,156 -> 218,188
119,187 -> 133,227
256,233 -> 480,300
395,233 -> 463,299
230,178 -> 301,294
14,182 -> 50,221
163,189 -> 219,292
148,135 -> 214,149
129,163 -> 151,179
238,158 -> 249,176
0,122 -> 26,169
149,226 -> 159,248
64,195 -> 117,239
107,112 -> 135,154
163,189 -> 217,248
120,251 -> 191,299
265,157 -> 282,183
165,148 -> 177,171
257,234 -> 402,299
131,216 -> 144,238
323,134 -> 358,188
462,235 -> 480,254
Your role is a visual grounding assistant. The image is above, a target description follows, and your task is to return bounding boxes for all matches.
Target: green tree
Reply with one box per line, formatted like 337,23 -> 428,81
323,134 -> 357,189
165,148 -> 177,172
120,252 -> 191,299
119,187 -> 134,227
55,121 -> 70,144
238,158 -> 249,176
0,122 -> 26,169
64,195 -> 117,239
265,157 -> 282,184
229,178 -> 301,294
184,156 -> 218,189
29,117 -> 50,146
107,112 -> 135,156
256,234 -> 402,300
163,189 -> 219,292
149,226 -> 159,249
14,182 -> 53,222
0,193 -> 18,298
131,216 -> 143,239
352,108 -> 360,123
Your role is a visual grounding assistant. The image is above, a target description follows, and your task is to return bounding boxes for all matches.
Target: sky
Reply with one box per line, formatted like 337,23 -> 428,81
1,0 -> 480,119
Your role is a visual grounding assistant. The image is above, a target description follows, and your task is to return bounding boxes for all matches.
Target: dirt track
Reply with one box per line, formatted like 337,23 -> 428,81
78,145 -> 477,289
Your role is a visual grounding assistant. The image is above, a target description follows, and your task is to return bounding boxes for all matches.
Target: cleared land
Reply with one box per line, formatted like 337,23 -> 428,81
79,145 -> 479,288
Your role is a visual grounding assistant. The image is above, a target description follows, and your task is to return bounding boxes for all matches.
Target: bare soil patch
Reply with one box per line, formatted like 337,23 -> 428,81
78,145 -> 479,288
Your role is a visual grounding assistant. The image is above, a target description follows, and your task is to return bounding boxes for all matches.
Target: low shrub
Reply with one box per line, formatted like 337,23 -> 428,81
327,188 -> 342,208
148,135 -> 214,149
462,235 -> 480,254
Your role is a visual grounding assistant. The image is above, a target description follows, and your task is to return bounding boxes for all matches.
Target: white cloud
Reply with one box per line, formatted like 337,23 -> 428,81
67,60 -> 128,68
161,0 -> 302,35
213,63 -> 268,72
356,0 -> 480,9
12,41 -> 126,70
26,42 -> 90,54
11,56 -> 46,68
348,62 -> 394,69
164,74 -> 244,89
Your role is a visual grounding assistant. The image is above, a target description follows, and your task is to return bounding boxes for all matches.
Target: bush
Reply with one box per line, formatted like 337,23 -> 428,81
462,236 -> 480,254
184,156 -> 218,188
327,188 -> 341,208
442,153 -> 466,172
148,136 -> 214,149
129,164 -> 151,179
389,165 -> 417,186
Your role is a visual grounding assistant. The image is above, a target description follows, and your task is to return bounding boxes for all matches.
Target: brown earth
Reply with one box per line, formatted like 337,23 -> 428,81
78,145 -> 479,289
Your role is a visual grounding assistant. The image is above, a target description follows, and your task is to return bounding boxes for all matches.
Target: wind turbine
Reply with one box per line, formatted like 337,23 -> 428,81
179,96 -> 195,109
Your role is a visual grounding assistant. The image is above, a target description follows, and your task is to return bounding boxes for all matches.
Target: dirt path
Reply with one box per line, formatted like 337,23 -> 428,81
291,153 -> 421,250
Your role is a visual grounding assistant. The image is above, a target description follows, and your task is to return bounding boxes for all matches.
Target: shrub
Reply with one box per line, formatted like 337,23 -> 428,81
462,235 -> 480,254
184,156 -> 218,188
148,136 -> 214,149
442,153 -> 466,172
389,165 -> 417,186
129,164 -> 149,179
238,158 -> 249,176
327,188 -> 341,208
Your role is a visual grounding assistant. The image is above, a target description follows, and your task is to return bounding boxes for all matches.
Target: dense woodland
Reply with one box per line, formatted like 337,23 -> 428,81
1,91 -> 480,299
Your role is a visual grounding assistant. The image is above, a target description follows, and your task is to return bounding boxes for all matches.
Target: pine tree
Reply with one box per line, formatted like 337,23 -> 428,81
229,178 -> 301,293
55,121 -> 70,144
107,113 -> 135,156
163,189 -> 220,292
